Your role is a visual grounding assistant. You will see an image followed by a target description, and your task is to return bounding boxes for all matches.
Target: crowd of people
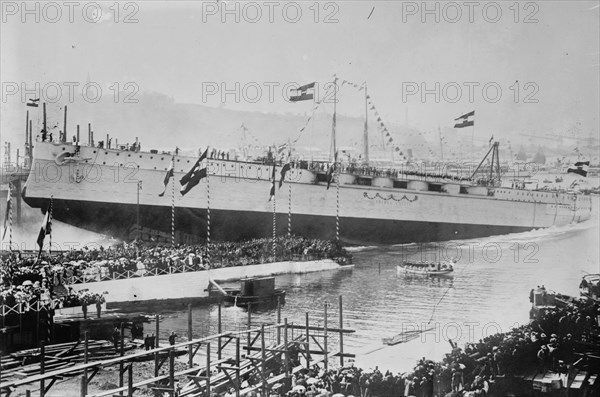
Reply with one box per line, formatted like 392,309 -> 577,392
247,291 -> 598,397
0,237 -> 349,310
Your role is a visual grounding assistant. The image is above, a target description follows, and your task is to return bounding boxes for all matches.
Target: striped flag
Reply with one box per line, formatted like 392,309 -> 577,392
158,157 -> 175,197
27,98 -> 40,107
2,183 -> 11,240
180,148 -> 209,196
37,202 -> 52,254
453,110 -> 475,128
290,82 -> 316,102
567,161 -> 589,177
268,164 -> 277,201
279,163 -> 291,189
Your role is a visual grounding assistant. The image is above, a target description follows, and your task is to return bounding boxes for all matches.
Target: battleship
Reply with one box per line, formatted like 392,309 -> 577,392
20,142 -> 592,245
18,96 -> 593,245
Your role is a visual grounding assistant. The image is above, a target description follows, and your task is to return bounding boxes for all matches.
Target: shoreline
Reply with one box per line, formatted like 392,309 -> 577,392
69,259 -> 353,307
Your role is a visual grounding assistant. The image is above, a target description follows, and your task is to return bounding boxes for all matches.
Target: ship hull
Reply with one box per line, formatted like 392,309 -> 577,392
24,194 -> 537,245
21,142 -> 592,245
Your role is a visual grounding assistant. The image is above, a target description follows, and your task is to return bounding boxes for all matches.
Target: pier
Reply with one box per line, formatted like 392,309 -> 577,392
0,297 -> 354,397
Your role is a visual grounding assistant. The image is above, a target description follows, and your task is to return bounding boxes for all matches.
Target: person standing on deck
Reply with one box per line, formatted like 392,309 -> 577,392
169,331 -> 177,346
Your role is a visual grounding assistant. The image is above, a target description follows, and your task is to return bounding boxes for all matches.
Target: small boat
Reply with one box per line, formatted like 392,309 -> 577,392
211,276 -> 286,307
397,260 -> 455,276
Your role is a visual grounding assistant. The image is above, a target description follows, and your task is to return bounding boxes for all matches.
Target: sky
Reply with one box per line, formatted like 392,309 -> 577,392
1,1 -> 599,153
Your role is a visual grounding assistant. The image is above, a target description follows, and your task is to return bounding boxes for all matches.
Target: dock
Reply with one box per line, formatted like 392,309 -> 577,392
0,296 -> 354,397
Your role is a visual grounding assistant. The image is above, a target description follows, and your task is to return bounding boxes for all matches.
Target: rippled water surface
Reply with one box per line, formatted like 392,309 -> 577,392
156,209 -> 599,371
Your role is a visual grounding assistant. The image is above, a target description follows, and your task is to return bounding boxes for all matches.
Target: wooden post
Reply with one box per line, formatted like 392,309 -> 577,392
155,314 -> 160,348
88,123 -> 91,146
107,134 -> 110,149
324,303 -> 328,372
218,302 -> 222,360
80,376 -> 86,397
339,296 -> 344,367
277,297 -> 281,344
127,363 -> 133,397
235,338 -> 240,397
206,343 -> 211,397
155,314 -> 160,377
261,324 -> 267,397
83,331 -> 89,396
283,319 -> 289,378
305,312 -> 310,367
188,303 -> 193,368
169,350 -> 175,397
39,341 -> 45,397
119,322 -> 125,396
247,303 -> 251,357
76,124 -> 80,143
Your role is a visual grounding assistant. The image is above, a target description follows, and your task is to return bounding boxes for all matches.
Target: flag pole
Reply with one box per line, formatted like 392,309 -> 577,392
471,122 -> 475,162
287,181 -> 292,237
48,196 -> 53,256
206,157 -> 211,262
8,182 -> 13,250
336,162 -> 340,242
272,179 -> 276,258
331,76 -> 338,161
171,174 -> 175,247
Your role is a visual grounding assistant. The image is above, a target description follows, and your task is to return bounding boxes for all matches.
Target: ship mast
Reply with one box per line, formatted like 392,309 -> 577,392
363,83 -> 369,164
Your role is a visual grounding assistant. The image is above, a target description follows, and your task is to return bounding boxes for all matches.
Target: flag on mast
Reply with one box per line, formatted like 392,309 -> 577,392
567,161 -> 589,177
2,183 -> 11,240
289,82 -> 316,102
36,202 -> 52,254
268,164 -> 277,201
158,157 -> 175,197
453,110 -> 475,128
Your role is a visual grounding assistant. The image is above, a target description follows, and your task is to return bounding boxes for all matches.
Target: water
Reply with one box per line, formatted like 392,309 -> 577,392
154,203 -> 599,373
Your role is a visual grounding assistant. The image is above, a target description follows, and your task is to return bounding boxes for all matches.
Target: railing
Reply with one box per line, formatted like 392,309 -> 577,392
62,253 -> 336,285
0,300 -> 52,316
